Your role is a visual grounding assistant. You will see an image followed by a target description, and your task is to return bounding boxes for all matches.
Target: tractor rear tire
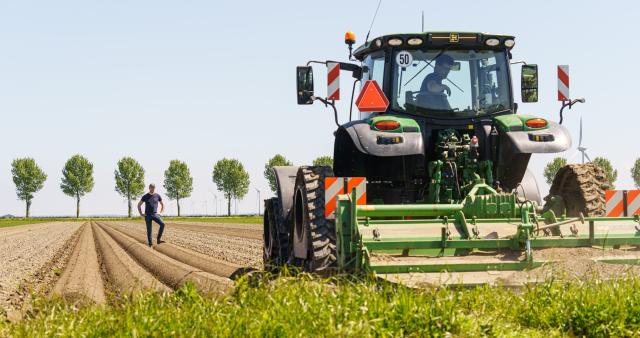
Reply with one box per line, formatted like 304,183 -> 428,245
263,197 -> 289,268
546,163 -> 607,217
290,166 -> 336,272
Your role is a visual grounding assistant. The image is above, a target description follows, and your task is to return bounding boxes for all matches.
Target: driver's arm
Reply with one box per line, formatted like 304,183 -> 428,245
427,81 -> 451,95
427,81 -> 451,93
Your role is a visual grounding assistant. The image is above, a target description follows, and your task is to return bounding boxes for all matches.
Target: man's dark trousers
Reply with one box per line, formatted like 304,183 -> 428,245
145,213 -> 165,246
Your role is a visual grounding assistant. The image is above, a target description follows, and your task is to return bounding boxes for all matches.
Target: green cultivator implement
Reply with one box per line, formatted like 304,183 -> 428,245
334,183 -> 640,285
263,31 -> 640,285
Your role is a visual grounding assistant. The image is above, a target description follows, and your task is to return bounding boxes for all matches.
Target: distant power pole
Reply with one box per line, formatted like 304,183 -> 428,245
255,188 -> 261,216
211,192 -> 218,216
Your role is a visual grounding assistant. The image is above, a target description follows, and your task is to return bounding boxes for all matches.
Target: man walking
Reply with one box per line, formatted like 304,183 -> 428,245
137,183 -> 166,247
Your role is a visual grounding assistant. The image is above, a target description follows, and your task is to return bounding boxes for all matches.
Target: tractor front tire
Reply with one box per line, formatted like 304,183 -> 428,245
263,197 -> 289,268
290,166 -> 336,272
546,163 -> 608,217
263,198 -> 277,267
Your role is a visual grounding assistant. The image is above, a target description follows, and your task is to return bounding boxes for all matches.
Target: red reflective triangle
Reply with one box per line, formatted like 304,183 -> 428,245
355,80 -> 389,112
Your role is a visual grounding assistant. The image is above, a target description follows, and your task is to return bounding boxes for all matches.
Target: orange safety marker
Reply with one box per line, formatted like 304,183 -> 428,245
606,190 -> 624,217
355,80 -> 389,112
628,190 -> 640,216
324,177 -> 367,219
606,190 -> 640,217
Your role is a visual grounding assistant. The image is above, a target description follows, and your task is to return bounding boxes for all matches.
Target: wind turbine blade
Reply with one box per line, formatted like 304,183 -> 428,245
579,116 -> 583,147
568,150 -> 580,162
584,152 -> 592,162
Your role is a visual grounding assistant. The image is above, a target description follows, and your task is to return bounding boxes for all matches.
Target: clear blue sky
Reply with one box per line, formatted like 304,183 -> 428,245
1,1 -> 638,216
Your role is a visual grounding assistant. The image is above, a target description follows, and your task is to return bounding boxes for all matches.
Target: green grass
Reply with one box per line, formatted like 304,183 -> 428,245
3,274 -> 640,337
0,219 -> 54,228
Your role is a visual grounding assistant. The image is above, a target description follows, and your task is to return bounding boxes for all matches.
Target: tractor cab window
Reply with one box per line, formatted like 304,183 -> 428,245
392,49 -> 511,118
360,53 -> 385,119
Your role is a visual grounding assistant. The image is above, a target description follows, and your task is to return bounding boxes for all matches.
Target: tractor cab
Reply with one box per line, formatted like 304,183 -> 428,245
297,32 -> 540,119
295,32 -> 568,207
353,33 -> 530,118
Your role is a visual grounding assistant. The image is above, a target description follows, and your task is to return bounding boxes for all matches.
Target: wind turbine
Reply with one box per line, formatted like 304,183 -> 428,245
577,116 -> 591,164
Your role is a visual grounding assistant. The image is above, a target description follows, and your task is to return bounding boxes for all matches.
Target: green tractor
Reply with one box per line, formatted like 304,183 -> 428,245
263,31 -> 640,284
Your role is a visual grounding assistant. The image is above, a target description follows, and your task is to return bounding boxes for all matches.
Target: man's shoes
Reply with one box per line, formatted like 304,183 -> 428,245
157,240 -> 165,244
148,243 -> 153,247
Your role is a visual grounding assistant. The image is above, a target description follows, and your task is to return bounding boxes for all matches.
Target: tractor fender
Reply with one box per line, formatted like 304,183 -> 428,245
272,166 -> 299,223
341,120 -> 424,157
505,121 -> 571,154
515,168 -> 542,205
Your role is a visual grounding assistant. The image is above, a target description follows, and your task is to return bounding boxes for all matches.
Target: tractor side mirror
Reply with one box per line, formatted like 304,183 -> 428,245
521,64 -> 538,103
296,66 -> 314,105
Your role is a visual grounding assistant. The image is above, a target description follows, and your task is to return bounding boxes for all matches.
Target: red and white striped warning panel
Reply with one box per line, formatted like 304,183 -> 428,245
324,177 -> 367,219
327,62 -> 340,100
557,65 -> 570,101
605,190 -> 640,217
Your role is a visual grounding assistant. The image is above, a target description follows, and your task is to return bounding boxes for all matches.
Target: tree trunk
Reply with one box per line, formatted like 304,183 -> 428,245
76,195 -> 80,218
26,199 -> 31,219
127,198 -> 132,218
177,198 -> 181,217
227,195 -> 231,216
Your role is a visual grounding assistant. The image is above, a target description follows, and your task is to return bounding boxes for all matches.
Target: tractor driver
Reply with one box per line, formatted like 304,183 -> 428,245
419,54 -> 454,110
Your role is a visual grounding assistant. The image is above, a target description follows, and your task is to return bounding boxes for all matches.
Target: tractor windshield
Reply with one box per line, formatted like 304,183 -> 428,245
391,49 -> 512,118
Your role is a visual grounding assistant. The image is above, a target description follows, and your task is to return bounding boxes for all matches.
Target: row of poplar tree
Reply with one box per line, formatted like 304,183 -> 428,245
10,155 -> 251,218
11,154 -> 334,218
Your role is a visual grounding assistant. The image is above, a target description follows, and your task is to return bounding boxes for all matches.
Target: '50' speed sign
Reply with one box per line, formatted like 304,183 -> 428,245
395,51 -> 413,69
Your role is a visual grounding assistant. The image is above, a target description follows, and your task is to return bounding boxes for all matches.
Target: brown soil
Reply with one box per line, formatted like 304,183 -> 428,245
93,223 -> 170,295
3,218 -> 260,320
101,223 -> 249,279
98,223 -> 233,297
51,223 -> 106,304
112,221 -> 263,268
507,247 -> 640,283
0,222 -> 82,311
159,221 -> 262,240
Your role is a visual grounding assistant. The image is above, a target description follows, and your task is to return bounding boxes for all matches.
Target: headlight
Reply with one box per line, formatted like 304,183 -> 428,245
407,37 -> 423,46
504,39 -> 515,48
485,38 -> 500,47
387,38 -> 403,46
375,39 -> 382,47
